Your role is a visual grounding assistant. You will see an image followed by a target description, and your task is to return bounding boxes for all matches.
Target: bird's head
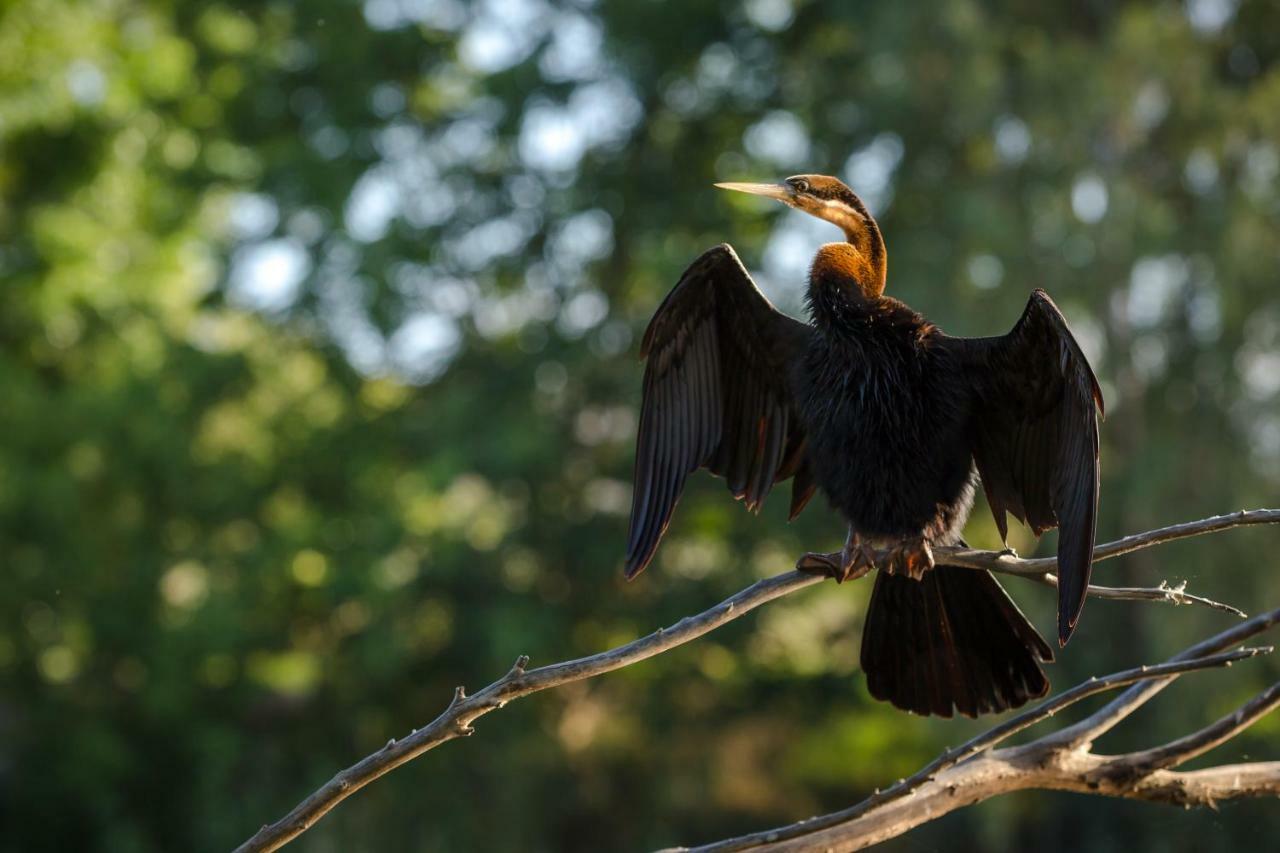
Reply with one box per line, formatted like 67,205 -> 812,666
715,174 -> 868,232
716,174 -> 886,295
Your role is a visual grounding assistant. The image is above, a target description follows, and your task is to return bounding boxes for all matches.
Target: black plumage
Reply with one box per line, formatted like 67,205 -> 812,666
624,175 -> 1103,718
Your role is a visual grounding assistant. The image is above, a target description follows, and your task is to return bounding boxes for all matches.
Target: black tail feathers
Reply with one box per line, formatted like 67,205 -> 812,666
861,566 -> 1053,718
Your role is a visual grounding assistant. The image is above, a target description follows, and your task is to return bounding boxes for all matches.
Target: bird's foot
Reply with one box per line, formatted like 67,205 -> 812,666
883,537 -> 935,581
997,546 -> 1020,559
795,550 -> 842,578
796,535 -> 877,584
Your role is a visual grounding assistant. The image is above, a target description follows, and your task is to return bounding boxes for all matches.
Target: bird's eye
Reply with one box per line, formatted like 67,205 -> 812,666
791,179 -> 810,193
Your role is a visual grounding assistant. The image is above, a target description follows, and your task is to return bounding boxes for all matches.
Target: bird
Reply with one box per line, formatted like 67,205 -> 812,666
623,174 -> 1103,718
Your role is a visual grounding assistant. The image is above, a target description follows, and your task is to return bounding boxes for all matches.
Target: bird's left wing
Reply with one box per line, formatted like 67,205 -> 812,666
625,243 -> 815,579
939,290 -> 1104,645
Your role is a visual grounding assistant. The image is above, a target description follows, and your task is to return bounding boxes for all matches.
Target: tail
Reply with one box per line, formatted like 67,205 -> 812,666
861,566 -> 1053,717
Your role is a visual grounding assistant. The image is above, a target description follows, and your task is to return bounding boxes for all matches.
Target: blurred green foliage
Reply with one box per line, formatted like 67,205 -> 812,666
2,0 -> 1279,850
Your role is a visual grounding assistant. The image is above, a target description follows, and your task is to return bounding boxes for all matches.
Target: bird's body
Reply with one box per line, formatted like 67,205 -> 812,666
624,175 -> 1102,718
794,262 -> 975,548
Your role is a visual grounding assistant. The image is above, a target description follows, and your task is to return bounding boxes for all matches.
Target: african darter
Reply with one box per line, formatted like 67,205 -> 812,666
624,175 -> 1103,717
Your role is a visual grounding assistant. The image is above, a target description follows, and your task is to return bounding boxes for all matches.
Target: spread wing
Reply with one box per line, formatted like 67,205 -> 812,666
941,289 -> 1104,645
625,244 -> 816,579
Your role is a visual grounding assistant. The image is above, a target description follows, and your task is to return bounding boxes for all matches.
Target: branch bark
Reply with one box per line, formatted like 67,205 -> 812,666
233,570 -> 820,853
234,509 -> 1280,853
709,755 -> 1280,853
938,508 -> 1280,576
678,607 -> 1280,852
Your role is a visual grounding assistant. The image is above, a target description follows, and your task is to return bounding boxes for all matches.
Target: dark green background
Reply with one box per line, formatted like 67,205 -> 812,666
2,1 -> 1278,850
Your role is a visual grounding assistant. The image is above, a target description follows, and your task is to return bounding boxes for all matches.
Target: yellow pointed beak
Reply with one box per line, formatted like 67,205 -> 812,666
713,181 -> 793,202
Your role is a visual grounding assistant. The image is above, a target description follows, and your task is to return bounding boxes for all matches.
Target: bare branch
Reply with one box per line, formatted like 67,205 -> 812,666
234,510 -> 1280,852
1103,681 -> 1280,776
711,758 -> 1280,853
1031,573 -> 1246,618
677,608 -> 1280,853
1104,760 -> 1280,805
674,647 -> 1273,853
938,508 -> 1280,576
1039,606 -> 1280,751
233,571 -> 822,853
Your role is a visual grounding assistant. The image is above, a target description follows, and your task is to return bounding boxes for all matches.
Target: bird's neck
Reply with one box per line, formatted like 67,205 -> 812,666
820,201 -> 887,297
852,219 -> 887,296
806,242 -> 887,330
824,204 -> 887,287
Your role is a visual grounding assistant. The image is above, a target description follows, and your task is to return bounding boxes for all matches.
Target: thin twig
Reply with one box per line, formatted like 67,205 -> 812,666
940,508 -> 1280,576
1039,606 -> 1280,752
1101,681 -> 1280,777
1034,574 -> 1245,618
673,646 -> 1273,853
234,510 -> 1280,852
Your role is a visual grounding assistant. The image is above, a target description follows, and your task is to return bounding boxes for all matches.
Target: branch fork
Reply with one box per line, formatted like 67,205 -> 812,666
234,509 -> 1280,853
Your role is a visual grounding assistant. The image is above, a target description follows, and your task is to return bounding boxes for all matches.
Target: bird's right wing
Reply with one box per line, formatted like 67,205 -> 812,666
939,290 -> 1104,644
625,244 -> 816,579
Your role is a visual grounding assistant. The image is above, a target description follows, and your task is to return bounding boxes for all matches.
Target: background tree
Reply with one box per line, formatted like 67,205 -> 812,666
1,1 -> 1278,850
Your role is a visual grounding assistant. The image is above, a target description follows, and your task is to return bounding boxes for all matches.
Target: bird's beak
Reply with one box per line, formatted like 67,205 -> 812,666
714,181 -> 793,203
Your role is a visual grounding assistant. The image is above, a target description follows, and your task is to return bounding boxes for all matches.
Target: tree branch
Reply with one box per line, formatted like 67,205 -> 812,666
673,645 -> 1272,853
1103,681 -> 1280,776
705,757 -> 1280,853
1039,604 -> 1280,752
1033,575 -> 1245,618
677,608 -> 1280,853
938,508 -> 1280,576
233,571 -> 822,853
234,510 -> 1280,852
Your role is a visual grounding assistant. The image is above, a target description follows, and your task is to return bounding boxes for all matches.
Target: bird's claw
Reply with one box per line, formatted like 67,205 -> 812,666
883,538 -> 935,581
796,550 -> 842,577
997,546 -> 1019,559
843,542 -> 878,582
796,541 -> 876,584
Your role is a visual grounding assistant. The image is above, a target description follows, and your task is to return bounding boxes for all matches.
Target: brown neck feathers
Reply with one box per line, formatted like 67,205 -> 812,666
805,194 -> 887,296
846,212 -> 887,296
810,241 -> 885,301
